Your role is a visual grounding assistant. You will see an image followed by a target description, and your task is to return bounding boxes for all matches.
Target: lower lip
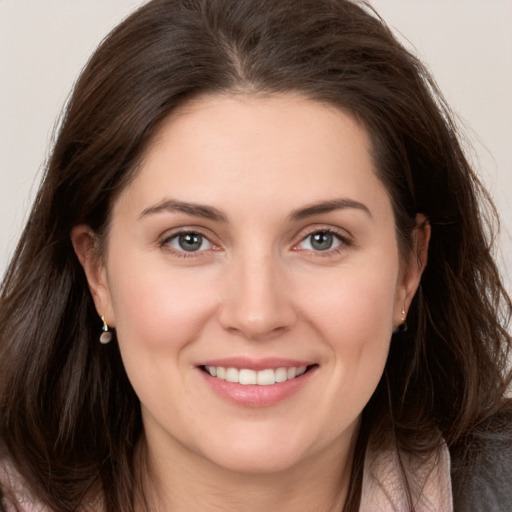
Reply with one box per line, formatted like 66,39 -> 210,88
199,367 -> 316,408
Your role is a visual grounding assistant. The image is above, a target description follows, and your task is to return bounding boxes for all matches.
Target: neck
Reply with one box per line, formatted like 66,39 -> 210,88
135,429 -> 358,512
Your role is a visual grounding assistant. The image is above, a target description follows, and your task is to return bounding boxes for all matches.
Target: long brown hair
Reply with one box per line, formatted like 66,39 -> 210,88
1,1 -> 510,510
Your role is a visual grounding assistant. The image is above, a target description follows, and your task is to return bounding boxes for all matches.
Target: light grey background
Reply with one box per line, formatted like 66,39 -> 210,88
1,0 -> 511,289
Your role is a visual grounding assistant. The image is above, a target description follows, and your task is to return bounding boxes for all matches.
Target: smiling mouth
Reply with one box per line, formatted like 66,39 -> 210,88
200,365 -> 316,385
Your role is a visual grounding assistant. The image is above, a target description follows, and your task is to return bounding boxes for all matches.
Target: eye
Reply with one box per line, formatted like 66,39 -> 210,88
164,231 -> 215,253
297,230 -> 345,252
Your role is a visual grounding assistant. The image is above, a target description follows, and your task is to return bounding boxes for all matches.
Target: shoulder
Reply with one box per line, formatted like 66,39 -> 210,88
0,453 -> 102,512
0,456 -> 47,512
450,402 -> 512,512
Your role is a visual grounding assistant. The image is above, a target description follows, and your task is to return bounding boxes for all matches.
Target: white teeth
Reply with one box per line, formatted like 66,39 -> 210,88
204,365 -> 310,385
225,367 -> 239,383
257,369 -> 275,385
296,366 -> 307,376
275,367 -> 288,383
239,369 -> 257,385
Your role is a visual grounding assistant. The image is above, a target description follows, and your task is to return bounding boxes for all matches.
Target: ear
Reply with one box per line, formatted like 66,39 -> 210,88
393,214 -> 431,328
71,225 -> 115,326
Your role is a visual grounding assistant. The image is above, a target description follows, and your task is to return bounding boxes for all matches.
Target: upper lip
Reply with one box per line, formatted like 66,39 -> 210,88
196,357 -> 315,371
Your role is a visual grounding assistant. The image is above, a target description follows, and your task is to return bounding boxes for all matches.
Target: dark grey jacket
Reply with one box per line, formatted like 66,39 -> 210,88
451,407 -> 512,511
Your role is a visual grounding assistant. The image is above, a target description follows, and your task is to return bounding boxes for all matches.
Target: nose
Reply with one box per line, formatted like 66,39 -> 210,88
218,251 -> 297,341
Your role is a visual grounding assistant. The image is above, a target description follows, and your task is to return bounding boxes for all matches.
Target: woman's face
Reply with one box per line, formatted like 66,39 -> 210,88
76,94 -> 426,475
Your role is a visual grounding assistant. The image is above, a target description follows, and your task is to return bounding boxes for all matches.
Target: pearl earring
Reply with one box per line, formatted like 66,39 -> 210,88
393,304 -> 408,334
100,316 -> 112,344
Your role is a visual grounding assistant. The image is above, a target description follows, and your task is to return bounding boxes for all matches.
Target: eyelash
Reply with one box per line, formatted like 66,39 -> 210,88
160,227 -> 352,258
160,229 -> 218,259
293,228 -> 351,256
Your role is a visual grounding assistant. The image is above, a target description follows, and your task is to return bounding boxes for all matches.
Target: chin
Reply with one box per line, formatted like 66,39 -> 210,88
194,430 -> 311,475
207,449 -> 304,476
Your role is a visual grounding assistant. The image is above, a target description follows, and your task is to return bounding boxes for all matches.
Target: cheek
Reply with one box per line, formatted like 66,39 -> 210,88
300,262 -> 398,345
295,256 -> 399,407
107,261 -> 218,355
105,264 -> 220,417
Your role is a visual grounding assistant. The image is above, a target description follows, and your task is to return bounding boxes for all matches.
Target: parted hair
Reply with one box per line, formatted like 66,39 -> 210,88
1,1 -> 511,511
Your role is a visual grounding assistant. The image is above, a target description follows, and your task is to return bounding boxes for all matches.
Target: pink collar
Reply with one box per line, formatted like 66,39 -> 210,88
2,441 -> 453,511
360,438 -> 453,511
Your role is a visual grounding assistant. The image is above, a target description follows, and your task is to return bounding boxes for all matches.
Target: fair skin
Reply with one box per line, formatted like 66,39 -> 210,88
73,94 -> 429,511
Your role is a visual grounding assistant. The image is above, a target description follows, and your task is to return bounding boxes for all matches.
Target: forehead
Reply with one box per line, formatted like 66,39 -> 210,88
114,93 -> 391,222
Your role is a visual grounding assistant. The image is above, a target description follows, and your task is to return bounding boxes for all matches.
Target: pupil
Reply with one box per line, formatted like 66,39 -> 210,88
179,233 -> 202,251
311,232 -> 333,251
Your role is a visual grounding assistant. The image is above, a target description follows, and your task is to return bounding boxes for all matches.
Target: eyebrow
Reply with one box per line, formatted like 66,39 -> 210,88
139,199 -> 228,222
139,197 -> 371,223
289,198 -> 372,221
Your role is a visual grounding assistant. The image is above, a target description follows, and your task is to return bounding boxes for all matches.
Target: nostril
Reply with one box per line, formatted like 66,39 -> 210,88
218,267 -> 298,339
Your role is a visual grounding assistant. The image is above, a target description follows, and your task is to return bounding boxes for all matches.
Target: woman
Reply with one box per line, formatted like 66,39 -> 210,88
1,0 -> 511,510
